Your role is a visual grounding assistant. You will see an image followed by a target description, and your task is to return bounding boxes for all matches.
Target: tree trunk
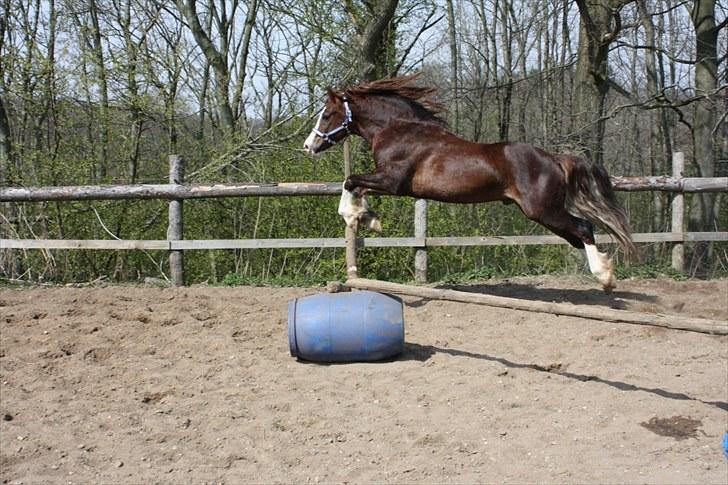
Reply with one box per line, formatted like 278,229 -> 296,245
573,0 -> 628,165
497,0 -> 513,141
355,0 -> 399,82
0,96 -> 11,181
89,0 -> 110,177
0,7 -> 8,178
688,0 -> 719,272
636,0 -> 667,232
445,0 -> 459,132
232,0 -> 258,124
175,0 -> 236,135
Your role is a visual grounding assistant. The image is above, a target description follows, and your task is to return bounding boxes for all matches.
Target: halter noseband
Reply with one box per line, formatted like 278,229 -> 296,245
313,97 -> 353,145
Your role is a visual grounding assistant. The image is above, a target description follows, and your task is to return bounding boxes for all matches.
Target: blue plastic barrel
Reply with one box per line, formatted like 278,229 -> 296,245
288,291 -> 404,362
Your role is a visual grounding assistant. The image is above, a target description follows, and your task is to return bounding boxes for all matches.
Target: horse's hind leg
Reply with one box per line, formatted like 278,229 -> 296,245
583,243 -> 616,291
529,209 -> 616,291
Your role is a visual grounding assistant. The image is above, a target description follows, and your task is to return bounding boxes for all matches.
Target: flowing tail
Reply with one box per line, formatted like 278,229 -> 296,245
562,156 -> 639,259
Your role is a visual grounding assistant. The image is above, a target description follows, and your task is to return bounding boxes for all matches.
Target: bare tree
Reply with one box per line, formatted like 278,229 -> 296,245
446,0 -> 460,131
688,0 -> 724,271
174,0 -> 259,136
110,0 -> 162,183
344,0 -> 400,81
0,1 -> 14,177
573,0 -> 631,164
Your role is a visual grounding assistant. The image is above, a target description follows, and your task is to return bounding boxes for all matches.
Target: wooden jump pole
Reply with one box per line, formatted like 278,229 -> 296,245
414,199 -> 428,282
168,155 -> 185,286
343,278 -> 728,335
671,152 -> 685,272
343,140 -> 359,279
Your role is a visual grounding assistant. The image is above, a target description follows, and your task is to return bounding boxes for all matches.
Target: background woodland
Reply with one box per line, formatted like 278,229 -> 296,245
1,0 -> 726,284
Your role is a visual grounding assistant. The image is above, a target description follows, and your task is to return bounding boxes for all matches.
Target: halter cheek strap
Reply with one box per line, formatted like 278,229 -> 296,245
313,98 -> 353,145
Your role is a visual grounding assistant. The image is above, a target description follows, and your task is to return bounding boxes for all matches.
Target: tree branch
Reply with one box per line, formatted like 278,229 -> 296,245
392,9 -> 444,76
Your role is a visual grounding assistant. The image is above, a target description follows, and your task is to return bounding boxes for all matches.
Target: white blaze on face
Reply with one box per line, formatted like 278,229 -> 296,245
303,108 -> 324,154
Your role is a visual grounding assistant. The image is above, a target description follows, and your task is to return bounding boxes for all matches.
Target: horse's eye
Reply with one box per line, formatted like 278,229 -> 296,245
322,112 -> 332,120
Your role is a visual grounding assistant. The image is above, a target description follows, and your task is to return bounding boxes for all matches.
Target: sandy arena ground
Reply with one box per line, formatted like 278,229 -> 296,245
1,276 -> 727,484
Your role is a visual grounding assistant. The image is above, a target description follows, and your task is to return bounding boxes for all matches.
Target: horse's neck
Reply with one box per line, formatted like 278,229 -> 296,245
352,96 -> 418,143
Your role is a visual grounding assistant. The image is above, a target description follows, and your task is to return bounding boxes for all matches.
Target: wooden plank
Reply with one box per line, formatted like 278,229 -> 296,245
2,232 -> 726,251
2,176 -> 725,203
175,238 -> 421,249
426,235 -> 569,246
0,182 -> 342,202
681,177 -> 728,192
683,232 -> 728,241
344,278 -> 728,335
425,232 -> 728,246
0,237 -> 419,250
611,176 -> 728,192
172,239 -> 346,249
359,237 -> 422,247
0,239 -> 169,250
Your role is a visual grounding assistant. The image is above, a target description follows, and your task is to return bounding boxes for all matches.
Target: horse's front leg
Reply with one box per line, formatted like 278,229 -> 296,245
339,172 -> 401,233
338,181 -> 382,232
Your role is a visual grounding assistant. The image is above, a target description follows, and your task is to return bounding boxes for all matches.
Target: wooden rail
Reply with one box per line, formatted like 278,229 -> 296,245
1,177 -> 725,202
3,233 -> 726,250
0,182 -> 341,202
611,175 -> 727,193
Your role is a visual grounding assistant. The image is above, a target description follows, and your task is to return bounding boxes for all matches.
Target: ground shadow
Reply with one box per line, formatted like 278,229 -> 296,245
400,342 -> 727,412
433,281 -> 658,309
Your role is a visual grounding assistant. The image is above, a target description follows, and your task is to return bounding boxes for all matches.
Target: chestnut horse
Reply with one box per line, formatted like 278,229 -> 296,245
303,75 -> 637,290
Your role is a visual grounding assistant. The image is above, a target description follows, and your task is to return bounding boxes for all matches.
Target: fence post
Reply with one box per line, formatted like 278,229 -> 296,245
168,154 -> 185,286
414,199 -> 428,282
343,140 -> 358,279
671,152 -> 685,272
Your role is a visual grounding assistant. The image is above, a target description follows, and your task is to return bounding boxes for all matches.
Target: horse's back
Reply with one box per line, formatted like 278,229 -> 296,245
392,125 -> 507,202
377,122 -> 566,205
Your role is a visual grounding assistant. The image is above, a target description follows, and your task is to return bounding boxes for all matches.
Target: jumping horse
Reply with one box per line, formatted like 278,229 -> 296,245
303,74 -> 637,290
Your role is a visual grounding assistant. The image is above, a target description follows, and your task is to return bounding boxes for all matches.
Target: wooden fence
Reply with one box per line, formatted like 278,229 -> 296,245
1,152 -> 727,285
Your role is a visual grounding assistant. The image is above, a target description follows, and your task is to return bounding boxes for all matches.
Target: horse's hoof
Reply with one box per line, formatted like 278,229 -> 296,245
598,274 -> 616,293
359,211 -> 382,233
368,217 -> 382,233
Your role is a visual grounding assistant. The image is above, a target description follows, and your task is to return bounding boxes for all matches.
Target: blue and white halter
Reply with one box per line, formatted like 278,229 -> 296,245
313,97 -> 353,145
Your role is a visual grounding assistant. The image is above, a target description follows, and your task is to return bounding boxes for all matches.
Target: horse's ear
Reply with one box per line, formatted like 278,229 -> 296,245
326,87 -> 340,102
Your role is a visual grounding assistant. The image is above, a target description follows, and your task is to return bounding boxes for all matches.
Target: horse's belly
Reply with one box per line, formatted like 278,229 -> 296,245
421,188 -> 503,204
410,165 -> 504,203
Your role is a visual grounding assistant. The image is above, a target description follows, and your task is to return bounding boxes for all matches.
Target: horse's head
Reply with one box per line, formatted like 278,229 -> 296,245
303,89 -> 353,155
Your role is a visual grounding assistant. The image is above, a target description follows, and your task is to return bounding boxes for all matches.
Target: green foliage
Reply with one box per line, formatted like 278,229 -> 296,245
615,264 -> 690,281
438,265 -> 497,284
222,271 -> 327,287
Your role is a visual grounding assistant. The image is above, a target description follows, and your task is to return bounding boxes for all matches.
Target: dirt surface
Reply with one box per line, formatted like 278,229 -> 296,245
1,276 -> 727,484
